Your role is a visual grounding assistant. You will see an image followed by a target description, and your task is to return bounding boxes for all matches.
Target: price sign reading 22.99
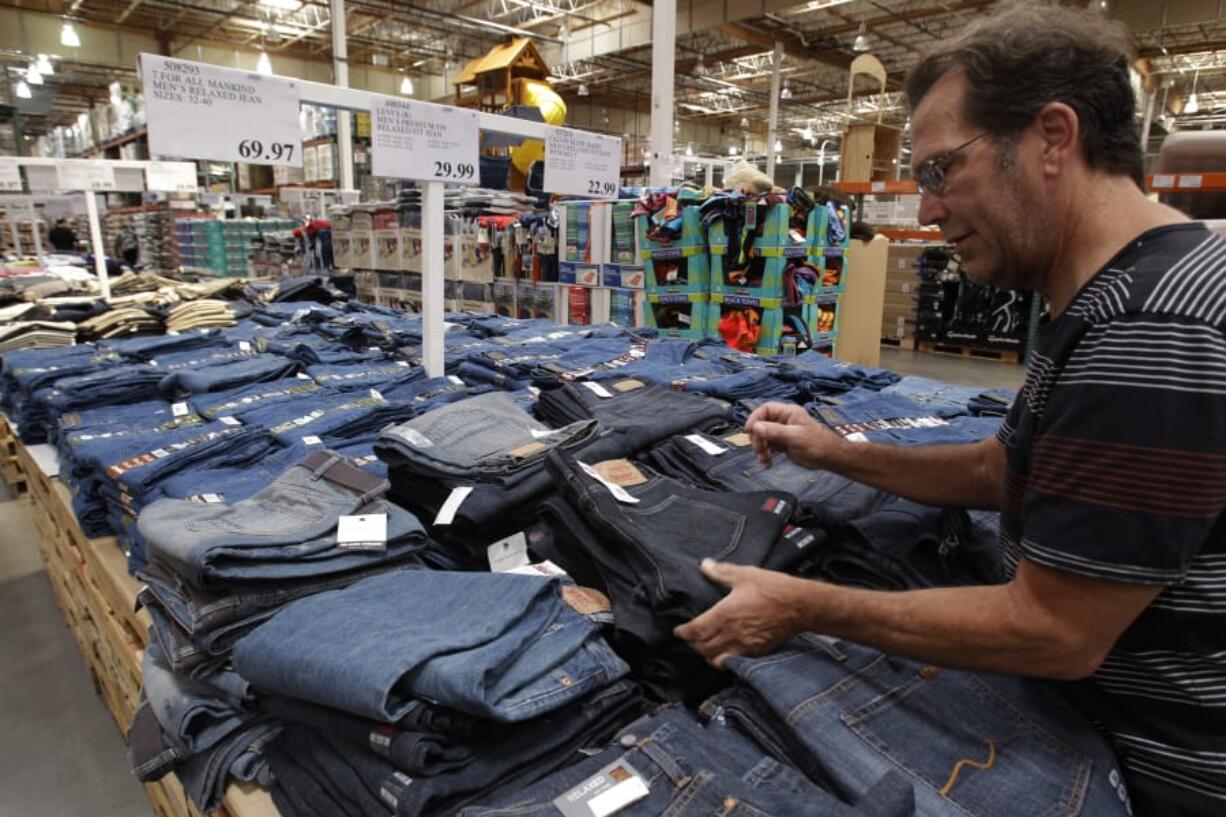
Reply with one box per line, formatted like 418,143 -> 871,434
371,97 -> 480,185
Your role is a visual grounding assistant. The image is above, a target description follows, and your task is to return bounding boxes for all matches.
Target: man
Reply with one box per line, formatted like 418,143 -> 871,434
48,218 -> 77,253
676,6 -> 1225,815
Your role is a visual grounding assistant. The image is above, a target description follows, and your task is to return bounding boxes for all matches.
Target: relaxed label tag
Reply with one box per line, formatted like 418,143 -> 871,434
845,432 -> 869,443
579,461 -> 640,504
369,388 -> 383,400
553,759 -> 649,817
562,585 -> 613,617
301,435 -> 322,445
723,432 -> 752,447
487,531 -> 531,572
171,402 -> 189,417
397,428 -> 433,448
592,459 -> 648,487
506,560 -> 570,579
581,381 -> 613,398
448,375 -> 464,385
187,493 -> 224,504
337,513 -> 387,551
434,486 -> 473,525
509,441 -> 547,458
239,341 -> 252,352
684,434 -> 727,456
612,379 -> 645,392
296,372 -> 312,380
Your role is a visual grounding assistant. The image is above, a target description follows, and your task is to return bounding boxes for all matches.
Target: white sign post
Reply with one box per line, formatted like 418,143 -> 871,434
140,54 -> 303,167
0,159 -> 22,192
544,128 -> 622,198
370,97 -> 480,184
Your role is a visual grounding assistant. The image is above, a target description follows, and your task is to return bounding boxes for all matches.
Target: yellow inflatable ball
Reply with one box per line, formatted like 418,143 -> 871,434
510,79 -> 567,176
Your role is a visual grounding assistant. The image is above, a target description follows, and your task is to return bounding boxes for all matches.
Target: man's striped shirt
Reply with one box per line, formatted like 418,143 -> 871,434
997,223 -> 1226,815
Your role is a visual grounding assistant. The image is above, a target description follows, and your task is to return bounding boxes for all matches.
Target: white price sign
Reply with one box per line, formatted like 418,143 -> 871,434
1,197 -> 37,221
371,97 -> 479,183
544,128 -> 621,198
0,159 -> 21,192
145,161 -> 198,193
140,54 -> 302,167
56,161 -> 116,192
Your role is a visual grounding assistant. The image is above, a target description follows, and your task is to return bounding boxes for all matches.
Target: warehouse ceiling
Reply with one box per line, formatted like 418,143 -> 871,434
5,0 -> 1226,154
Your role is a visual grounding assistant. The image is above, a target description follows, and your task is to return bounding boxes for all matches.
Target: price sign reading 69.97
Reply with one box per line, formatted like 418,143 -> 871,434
238,139 -> 295,163
371,97 -> 480,185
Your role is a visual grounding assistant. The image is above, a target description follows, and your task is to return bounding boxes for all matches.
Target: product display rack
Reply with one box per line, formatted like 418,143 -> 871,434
0,412 -> 277,817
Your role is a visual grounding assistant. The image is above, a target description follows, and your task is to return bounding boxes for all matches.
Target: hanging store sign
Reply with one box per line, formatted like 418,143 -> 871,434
140,54 -> 303,168
145,161 -> 199,193
370,97 -> 480,184
543,128 -> 621,198
56,160 -> 116,192
0,159 -> 22,192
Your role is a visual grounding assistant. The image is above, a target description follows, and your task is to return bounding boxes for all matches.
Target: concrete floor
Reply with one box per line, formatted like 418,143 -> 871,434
0,479 -> 152,817
0,346 -> 1023,816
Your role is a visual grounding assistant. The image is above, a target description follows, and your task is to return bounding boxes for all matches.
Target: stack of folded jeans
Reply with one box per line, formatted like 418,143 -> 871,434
709,636 -> 1131,817
240,389 -> 415,446
809,389 -> 1003,447
305,360 -> 423,393
129,449 -> 431,812
376,391 -> 601,553
187,376 -> 328,423
35,363 -> 167,428
455,704 -> 914,817
1,345 -> 124,441
157,354 -> 301,398
776,349 -> 901,396
536,449 -> 809,700
232,570 -> 641,816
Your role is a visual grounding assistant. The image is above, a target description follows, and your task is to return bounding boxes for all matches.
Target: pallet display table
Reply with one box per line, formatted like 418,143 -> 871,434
10,423 -> 280,817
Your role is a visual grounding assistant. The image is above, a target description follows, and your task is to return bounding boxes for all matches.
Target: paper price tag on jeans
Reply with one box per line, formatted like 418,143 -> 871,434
487,531 -> 531,572
171,402 -> 190,417
581,381 -> 613,399
434,486 -> 474,526
337,513 -> 387,551
218,416 -> 241,426
844,432 -> 869,443
684,434 -> 726,456
553,759 -> 649,817
301,435 -> 322,446
578,461 -> 640,505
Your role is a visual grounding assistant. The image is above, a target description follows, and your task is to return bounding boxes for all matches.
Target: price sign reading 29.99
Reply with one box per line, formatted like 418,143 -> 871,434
371,97 -> 480,184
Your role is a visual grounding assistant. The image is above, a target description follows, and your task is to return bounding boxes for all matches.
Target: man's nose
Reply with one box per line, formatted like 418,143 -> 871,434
917,188 -> 948,227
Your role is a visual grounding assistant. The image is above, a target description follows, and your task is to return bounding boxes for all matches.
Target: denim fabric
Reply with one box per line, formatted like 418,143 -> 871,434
233,570 -> 629,722
141,450 -> 426,589
128,697 -> 186,782
39,363 -> 166,415
100,328 -> 227,361
141,642 -> 249,755
535,378 -> 730,449
454,361 -> 535,392
267,680 -> 642,817
187,377 -> 328,422
456,704 -> 913,817
240,390 -> 414,445
812,393 -> 1003,446
158,354 -> 300,397
151,345 -> 257,373
723,636 -> 1130,817
670,368 -> 800,403
305,361 -> 423,393
776,350 -> 900,395
107,424 -> 275,499
877,376 -> 992,418
380,375 -> 480,414
177,718 -> 281,814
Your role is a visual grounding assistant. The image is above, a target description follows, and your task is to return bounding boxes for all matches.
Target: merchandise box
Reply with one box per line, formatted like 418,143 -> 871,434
983,331 -> 1026,351
609,201 -> 638,264
516,282 -> 562,322
636,203 -> 706,259
599,263 -> 645,290
348,209 -> 376,271
451,233 -> 495,283
492,280 -> 517,317
317,143 -> 337,181
644,253 -> 709,296
558,261 -> 601,287
710,255 -> 787,300
303,145 -> 319,183
373,208 -> 401,272
564,286 -> 592,326
708,292 -> 818,356
812,294 -> 840,341
400,227 -> 423,273
644,292 -> 709,339
942,327 -> 984,346
558,201 -> 610,264
816,253 -> 847,296
806,203 -> 852,253
883,290 -> 917,310
883,315 -> 916,340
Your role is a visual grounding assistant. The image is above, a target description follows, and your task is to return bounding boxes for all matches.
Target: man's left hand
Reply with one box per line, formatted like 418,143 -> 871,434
674,559 -> 811,668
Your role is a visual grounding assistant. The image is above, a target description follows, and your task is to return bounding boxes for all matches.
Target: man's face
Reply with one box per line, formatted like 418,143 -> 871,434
911,71 -> 1050,291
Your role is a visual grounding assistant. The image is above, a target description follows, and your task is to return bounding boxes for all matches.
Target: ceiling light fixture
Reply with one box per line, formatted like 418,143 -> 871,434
400,75 -> 414,95
852,22 -> 870,53
1186,71 -> 1201,114
729,145 -> 738,156
60,21 -> 80,48
685,143 -> 694,156
26,64 -> 43,85
36,54 -> 54,75
774,139 -> 783,152
15,80 -> 31,99
694,54 -> 707,78
577,83 -> 590,97
259,0 -> 303,10
256,50 -> 273,76
802,124 -> 814,141
780,81 -> 792,100
740,116 -> 749,128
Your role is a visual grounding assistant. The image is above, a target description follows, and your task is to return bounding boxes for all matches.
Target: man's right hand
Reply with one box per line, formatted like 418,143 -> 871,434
745,402 -> 845,470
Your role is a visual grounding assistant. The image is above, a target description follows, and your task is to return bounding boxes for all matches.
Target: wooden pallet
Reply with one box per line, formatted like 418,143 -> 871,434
917,340 -> 1021,365
15,435 -> 273,817
880,336 -> 916,350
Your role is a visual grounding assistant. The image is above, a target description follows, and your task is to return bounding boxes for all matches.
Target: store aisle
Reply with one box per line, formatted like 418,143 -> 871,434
879,346 -> 1026,391
0,482 -> 152,817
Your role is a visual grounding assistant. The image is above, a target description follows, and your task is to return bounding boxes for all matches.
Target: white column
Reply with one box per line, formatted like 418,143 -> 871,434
766,41 -> 783,179
31,220 -> 44,263
704,163 -> 714,187
420,181 -> 445,377
331,0 -> 355,192
1139,86 -> 1157,167
9,216 -> 21,256
85,191 -> 110,300
649,0 -> 676,187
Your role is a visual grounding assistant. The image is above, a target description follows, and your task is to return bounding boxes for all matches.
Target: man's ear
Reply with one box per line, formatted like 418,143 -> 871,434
1034,101 -> 1080,178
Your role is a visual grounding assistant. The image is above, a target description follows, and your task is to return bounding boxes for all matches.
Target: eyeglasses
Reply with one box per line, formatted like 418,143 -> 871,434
913,132 -> 989,196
